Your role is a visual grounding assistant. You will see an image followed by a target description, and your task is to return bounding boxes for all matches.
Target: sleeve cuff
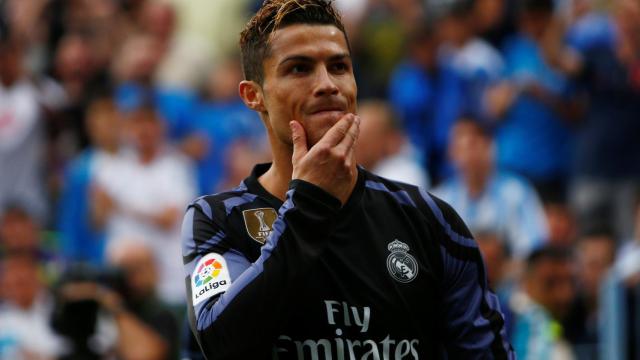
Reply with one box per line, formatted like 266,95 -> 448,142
288,179 -> 342,214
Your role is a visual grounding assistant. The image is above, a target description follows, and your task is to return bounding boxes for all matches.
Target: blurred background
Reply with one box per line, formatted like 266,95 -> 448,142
0,0 -> 639,359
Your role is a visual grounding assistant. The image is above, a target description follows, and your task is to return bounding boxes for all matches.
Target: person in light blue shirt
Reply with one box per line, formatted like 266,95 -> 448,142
437,1 -> 505,123
434,118 -> 548,260
487,0 -> 579,200
509,246 -> 576,360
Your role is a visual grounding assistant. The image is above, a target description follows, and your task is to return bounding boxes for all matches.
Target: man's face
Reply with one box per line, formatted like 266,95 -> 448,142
450,121 -> 493,176
526,259 -> 575,320
0,258 -> 40,309
577,237 -> 615,300
260,24 -> 357,147
127,110 -> 164,153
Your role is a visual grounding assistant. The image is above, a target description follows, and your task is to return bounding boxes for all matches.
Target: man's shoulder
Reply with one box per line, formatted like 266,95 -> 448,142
360,169 -> 449,219
187,182 -> 258,219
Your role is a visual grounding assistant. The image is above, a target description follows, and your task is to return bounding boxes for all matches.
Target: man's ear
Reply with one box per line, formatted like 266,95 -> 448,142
239,80 -> 266,112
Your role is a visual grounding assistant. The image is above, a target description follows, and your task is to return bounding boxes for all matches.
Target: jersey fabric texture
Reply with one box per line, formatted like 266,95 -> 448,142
182,163 -> 514,359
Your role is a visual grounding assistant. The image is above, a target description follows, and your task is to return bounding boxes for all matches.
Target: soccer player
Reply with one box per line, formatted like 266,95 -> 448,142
181,1 -> 514,359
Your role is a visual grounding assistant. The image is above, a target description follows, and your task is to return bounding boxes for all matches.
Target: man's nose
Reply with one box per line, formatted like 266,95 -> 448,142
313,66 -> 339,97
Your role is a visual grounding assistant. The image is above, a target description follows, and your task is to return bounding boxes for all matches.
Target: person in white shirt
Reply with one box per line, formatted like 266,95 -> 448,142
0,253 -> 67,359
92,102 -> 196,305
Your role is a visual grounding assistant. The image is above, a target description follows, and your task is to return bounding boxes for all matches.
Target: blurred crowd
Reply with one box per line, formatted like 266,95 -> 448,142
0,0 -> 639,359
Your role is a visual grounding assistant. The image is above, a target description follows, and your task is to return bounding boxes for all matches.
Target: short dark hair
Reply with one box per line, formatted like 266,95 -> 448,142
454,116 -> 492,139
239,0 -> 349,84
526,245 -> 572,271
519,0 -> 554,15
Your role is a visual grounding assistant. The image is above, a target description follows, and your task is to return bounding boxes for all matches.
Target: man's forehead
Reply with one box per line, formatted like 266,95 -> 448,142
266,24 -> 350,60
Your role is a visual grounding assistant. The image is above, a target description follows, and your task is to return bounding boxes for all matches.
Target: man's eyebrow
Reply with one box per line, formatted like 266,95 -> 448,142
328,53 -> 351,62
279,55 -> 313,66
278,53 -> 351,66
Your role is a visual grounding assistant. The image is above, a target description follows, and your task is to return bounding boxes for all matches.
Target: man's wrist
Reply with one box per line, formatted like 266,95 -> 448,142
288,179 -> 342,212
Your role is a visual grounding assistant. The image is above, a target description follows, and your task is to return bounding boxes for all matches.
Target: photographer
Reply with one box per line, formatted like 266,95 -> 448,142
53,240 -> 176,360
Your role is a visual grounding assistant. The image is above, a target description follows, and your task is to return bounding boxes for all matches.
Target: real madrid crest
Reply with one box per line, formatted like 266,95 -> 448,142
242,208 -> 277,245
386,239 -> 419,283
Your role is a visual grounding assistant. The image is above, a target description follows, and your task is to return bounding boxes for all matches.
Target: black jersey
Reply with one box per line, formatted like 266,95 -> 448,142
182,164 -> 514,359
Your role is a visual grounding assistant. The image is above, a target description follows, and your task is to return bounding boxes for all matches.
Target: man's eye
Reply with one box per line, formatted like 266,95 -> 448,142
290,64 -> 309,74
330,62 -> 349,73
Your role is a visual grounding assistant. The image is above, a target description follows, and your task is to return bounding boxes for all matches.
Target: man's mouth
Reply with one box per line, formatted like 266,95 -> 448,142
311,109 -> 344,116
308,103 -> 347,119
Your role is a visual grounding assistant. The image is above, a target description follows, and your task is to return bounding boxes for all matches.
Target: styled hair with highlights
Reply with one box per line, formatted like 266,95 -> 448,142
239,0 -> 349,84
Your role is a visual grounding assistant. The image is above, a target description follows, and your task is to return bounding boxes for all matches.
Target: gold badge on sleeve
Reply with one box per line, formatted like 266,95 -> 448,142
242,208 -> 278,245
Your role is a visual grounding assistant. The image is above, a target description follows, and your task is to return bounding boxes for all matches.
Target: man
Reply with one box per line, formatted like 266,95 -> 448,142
509,246 -> 576,359
182,1 -> 513,359
486,0 -> 579,202
433,118 -> 548,261
0,35 -> 48,223
355,100 -> 429,189
0,253 -> 66,359
388,23 -> 463,183
93,101 -> 196,305
57,96 -> 122,264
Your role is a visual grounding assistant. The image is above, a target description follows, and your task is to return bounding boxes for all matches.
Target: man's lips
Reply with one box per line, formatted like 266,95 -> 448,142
310,107 -> 345,115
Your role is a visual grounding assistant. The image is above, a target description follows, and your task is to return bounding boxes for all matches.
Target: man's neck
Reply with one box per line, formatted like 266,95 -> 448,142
138,147 -> 159,165
463,167 -> 491,199
258,135 -> 294,201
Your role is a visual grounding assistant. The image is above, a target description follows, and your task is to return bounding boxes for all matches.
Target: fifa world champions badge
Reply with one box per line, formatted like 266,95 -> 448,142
386,240 -> 419,283
243,208 -> 278,244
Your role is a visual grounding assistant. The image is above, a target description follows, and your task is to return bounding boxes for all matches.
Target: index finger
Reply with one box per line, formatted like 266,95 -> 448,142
334,115 -> 360,154
316,113 -> 355,147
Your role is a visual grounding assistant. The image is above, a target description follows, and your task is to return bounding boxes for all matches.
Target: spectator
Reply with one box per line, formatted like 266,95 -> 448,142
91,102 -> 196,305
600,199 -> 640,359
355,99 -> 430,189
509,246 -> 576,359
0,36 -> 48,223
353,0 -> 421,98
389,23 -> 464,182
57,96 -> 122,264
0,205 -> 40,255
475,0 -> 518,49
51,32 -> 108,153
567,0 -> 640,241
184,57 -> 267,195
434,118 -> 548,261
0,253 -> 67,359
486,0 -> 580,202
154,0 -> 254,89
107,240 -> 179,360
113,33 -> 197,142
563,228 -> 616,359
0,205 -> 61,284
437,0 -> 505,122
52,257 -> 172,360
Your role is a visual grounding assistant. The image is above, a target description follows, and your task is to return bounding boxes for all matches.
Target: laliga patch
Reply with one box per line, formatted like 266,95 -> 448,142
192,253 -> 231,306
242,208 -> 278,244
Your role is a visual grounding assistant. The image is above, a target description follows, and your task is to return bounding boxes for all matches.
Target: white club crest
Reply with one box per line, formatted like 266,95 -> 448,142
386,239 -> 419,283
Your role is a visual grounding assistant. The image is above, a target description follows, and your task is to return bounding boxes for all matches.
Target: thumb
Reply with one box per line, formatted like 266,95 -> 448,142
290,120 -> 307,163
